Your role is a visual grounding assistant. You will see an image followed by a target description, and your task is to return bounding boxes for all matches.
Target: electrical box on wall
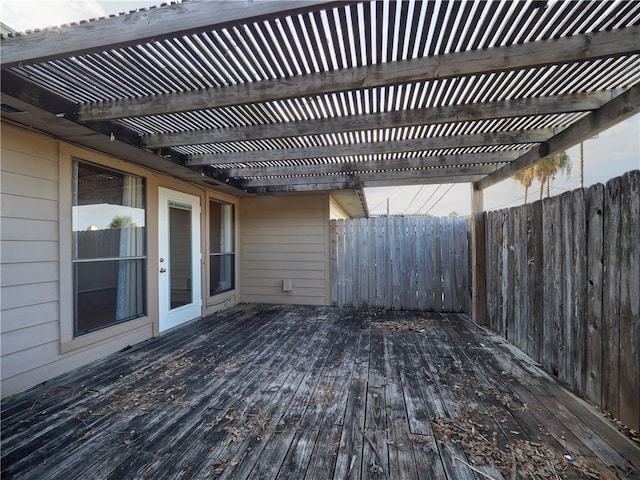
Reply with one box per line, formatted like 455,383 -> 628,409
282,279 -> 292,292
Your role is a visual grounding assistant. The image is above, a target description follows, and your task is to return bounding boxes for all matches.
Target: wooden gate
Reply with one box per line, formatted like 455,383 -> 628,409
330,216 -> 470,312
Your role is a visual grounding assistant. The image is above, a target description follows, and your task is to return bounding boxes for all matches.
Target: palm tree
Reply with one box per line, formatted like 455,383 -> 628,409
513,167 -> 534,204
534,151 -> 571,201
109,215 -> 136,229
512,151 -> 571,202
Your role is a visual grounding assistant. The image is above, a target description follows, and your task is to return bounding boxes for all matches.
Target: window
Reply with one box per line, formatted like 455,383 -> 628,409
73,160 -> 146,336
209,199 -> 235,296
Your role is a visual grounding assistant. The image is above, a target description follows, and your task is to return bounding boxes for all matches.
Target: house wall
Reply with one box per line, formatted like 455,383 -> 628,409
0,125 -> 149,396
240,194 -> 330,305
0,122 -> 239,398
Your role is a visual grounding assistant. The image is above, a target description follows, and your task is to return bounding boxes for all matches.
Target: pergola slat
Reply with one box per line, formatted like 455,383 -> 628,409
77,26 -> 640,122
0,1 -> 344,69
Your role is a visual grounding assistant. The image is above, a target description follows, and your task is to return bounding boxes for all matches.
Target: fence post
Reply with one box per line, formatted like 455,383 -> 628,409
471,183 -> 487,325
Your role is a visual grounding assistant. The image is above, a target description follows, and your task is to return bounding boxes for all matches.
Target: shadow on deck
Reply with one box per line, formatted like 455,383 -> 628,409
2,304 -> 639,479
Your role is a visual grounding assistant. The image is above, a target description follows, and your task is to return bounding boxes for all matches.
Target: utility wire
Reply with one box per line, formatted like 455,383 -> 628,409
370,187 -> 403,212
415,184 -> 442,213
425,184 -> 456,215
403,185 -> 425,213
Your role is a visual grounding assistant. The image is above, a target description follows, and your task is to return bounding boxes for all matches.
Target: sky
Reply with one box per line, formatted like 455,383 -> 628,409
2,0 -> 639,217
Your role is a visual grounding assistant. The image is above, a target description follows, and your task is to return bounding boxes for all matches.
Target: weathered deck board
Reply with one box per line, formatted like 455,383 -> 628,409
2,304 -> 639,480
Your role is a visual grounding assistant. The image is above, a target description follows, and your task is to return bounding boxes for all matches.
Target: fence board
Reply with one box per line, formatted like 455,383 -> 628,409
560,191 -> 574,388
572,189 -> 587,395
586,184 -> 604,406
484,170 -> 639,431
528,201 -> 544,361
618,170 -> 639,430
603,176 -> 621,420
330,216 -> 470,312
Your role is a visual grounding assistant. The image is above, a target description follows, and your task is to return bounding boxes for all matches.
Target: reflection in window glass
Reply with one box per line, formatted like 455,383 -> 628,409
72,160 -> 146,335
210,200 -> 235,296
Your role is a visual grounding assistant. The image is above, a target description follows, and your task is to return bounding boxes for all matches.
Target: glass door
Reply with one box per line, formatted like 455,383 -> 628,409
158,187 -> 201,332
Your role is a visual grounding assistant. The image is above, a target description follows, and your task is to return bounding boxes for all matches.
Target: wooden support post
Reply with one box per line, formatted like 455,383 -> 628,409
471,183 -> 487,325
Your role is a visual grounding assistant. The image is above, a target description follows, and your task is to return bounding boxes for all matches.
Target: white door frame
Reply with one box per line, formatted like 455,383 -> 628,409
158,187 -> 202,332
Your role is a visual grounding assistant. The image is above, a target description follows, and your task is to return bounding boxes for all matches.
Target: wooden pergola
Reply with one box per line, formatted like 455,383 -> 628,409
2,0 -> 639,321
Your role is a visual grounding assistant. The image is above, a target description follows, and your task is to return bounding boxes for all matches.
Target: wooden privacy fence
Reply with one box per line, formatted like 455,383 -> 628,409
485,169 -> 639,431
330,216 -> 471,312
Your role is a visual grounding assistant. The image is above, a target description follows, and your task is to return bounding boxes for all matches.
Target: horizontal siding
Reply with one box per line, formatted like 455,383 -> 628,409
242,278 -> 325,289
240,194 -> 329,305
242,234 -> 325,245
1,240 -> 59,263
1,194 -> 58,221
0,281 -> 59,311
1,325 -> 153,397
1,170 -> 58,201
242,225 -> 326,236
241,269 -> 326,280
238,294 -> 325,306
0,125 -> 62,397
1,302 -> 59,333
0,124 -> 59,160
0,123 -> 156,398
240,242 -> 325,254
0,261 -> 58,287
1,149 -> 59,180
0,320 -> 59,356
0,218 -> 58,241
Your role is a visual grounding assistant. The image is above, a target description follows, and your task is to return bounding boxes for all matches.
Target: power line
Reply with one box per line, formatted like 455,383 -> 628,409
370,187 -> 403,212
403,185 -> 425,213
415,184 -> 442,213
425,184 -> 456,215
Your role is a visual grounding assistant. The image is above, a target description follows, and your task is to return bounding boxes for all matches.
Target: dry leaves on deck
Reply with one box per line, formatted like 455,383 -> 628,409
370,317 -> 436,334
431,410 -> 601,479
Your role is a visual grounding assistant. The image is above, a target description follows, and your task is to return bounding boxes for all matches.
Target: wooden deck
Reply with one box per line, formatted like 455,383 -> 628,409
2,305 -> 639,480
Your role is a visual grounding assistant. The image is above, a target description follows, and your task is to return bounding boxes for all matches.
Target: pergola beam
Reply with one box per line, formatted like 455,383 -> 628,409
188,129 -> 549,166
237,164 -> 500,183
237,168 -> 490,188
144,92 -> 610,148
79,27 -> 640,122
223,152 -> 515,177
477,83 -> 640,190
0,1 -> 341,69
244,173 -> 484,193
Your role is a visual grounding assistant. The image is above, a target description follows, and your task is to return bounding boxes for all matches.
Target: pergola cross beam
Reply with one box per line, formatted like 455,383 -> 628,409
141,93 -> 609,148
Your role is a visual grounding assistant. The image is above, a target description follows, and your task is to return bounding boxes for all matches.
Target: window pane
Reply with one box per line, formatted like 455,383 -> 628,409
73,160 -> 147,336
73,161 -> 145,260
74,259 -> 146,335
210,254 -> 235,296
209,199 -> 235,297
169,204 -> 192,309
210,201 -> 234,254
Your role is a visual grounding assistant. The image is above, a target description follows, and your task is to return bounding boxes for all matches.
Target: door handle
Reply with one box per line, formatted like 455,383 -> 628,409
160,268 -> 167,273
